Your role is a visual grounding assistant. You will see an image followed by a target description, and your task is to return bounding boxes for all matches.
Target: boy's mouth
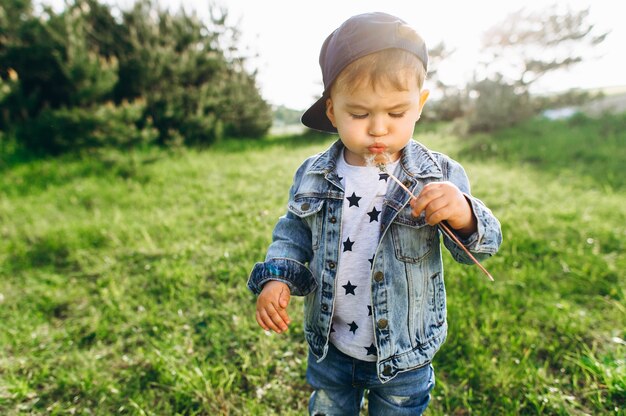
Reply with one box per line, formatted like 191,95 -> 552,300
368,144 -> 387,154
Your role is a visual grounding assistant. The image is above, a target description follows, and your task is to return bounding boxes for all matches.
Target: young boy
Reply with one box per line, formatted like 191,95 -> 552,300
248,12 -> 502,415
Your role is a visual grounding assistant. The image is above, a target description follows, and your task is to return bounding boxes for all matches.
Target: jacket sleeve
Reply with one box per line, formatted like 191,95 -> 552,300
440,156 -> 502,264
247,162 -> 318,296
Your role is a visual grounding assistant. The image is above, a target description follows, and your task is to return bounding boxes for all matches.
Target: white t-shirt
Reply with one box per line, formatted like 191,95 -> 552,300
330,150 -> 399,361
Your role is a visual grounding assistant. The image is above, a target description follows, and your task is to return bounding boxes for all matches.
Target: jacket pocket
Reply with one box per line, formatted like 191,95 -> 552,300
430,272 -> 446,326
288,197 -> 325,250
419,272 -> 446,343
391,207 -> 437,263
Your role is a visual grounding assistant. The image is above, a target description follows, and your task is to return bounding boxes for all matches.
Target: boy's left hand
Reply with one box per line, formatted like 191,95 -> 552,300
410,181 -> 477,237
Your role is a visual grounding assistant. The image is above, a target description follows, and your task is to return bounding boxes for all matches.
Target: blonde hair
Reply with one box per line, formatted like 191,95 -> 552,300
331,48 -> 427,96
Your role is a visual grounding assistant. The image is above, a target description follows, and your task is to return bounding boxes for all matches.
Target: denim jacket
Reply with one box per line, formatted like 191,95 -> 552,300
248,139 -> 502,383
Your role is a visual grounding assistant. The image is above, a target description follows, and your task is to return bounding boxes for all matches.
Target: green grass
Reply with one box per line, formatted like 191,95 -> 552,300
456,112 -> 626,191
0,116 -> 624,415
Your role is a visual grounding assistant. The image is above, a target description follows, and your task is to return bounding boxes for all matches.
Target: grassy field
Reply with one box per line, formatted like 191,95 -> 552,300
0,113 -> 624,415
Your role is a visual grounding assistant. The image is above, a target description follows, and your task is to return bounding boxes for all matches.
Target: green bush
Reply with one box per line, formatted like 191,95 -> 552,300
1,0 -> 272,153
465,77 -> 534,133
17,100 -> 158,154
424,89 -> 466,122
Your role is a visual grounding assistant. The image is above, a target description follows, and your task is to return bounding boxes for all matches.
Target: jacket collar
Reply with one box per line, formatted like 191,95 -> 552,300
307,139 -> 443,179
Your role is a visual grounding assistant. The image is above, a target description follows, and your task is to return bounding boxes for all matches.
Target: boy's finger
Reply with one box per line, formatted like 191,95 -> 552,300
272,298 -> 291,325
411,197 -> 431,217
276,306 -> 291,326
411,191 -> 433,216
255,310 -> 269,331
425,206 -> 449,225
412,186 -> 444,217
259,308 -> 283,333
424,195 -> 447,213
423,198 -> 450,224
266,303 -> 289,332
279,287 -> 291,309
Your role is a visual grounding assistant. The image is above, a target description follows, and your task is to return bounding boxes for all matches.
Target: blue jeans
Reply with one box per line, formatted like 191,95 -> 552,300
306,343 -> 435,415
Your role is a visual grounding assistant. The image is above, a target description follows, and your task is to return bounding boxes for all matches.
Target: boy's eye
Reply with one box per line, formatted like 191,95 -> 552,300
389,112 -> 406,118
350,113 -> 368,119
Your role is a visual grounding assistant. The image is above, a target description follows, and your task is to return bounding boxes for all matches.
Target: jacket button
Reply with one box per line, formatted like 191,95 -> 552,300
373,271 -> 383,282
301,202 -> 310,211
377,319 -> 388,329
402,180 -> 412,188
329,216 -> 337,224
328,261 -> 336,269
383,365 -> 392,376
321,304 -> 328,312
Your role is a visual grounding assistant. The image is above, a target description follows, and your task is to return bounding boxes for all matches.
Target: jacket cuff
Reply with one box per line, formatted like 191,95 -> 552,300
247,258 -> 317,296
461,194 -> 501,254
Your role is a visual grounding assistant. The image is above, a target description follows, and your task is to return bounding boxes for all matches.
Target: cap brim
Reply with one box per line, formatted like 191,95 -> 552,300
301,94 -> 337,133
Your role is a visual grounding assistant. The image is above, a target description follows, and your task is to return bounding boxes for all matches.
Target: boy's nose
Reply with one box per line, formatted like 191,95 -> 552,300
368,116 -> 387,136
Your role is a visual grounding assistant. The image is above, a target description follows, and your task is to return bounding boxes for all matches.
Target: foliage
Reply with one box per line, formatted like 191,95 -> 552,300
480,4 -> 608,90
273,105 -> 303,126
462,4 -> 608,132
425,41 -> 454,89
421,42 -> 467,123
463,76 -> 534,133
0,117 -> 624,414
1,2 -> 67,123
0,0 -> 272,153
114,0 -> 270,144
532,88 -> 600,114
460,111 -> 626,191
17,100 -> 158,154
423,87 -> 466,122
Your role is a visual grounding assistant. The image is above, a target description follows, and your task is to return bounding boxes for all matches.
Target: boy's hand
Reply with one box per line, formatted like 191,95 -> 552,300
256,280 -> 291,334
410,181 -> 477,237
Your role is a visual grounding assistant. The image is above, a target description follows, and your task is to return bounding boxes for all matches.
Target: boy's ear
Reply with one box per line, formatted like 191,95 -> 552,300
418,89 -> 430,112
415,89 -> 429,121
325,98 -> 337,127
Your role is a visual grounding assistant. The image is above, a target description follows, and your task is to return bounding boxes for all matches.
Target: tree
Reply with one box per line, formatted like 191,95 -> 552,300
115,0 -> 271,144
464,4 -> 608,132
464,75 -> 533,133
0,0 -> 272,153
422,42 -> 466,121
479,4 -> 608,91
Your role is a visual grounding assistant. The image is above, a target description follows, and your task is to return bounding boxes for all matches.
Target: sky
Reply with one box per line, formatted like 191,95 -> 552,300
208,0 -> 624,110
44,0 -> 625,110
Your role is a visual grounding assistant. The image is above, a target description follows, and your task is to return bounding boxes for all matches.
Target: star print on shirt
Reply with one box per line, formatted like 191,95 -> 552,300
365,343 -> 377,355
342,281 -> 357,295
343,237 -> 354,252
337,175 -> 344,182
367,305 -> 372,316
367,207 -> 381,222
346,192 -> 361,207
368,255 -> 374,269
348,321 -> 359,334
330,323 -> 335,333
379,173 -> 389,182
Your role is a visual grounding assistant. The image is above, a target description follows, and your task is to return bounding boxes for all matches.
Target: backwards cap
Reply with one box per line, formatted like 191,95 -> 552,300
301,12 -> 428,133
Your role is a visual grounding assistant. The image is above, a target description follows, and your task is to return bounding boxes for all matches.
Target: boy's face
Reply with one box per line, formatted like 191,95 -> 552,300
325,77 -> 429,166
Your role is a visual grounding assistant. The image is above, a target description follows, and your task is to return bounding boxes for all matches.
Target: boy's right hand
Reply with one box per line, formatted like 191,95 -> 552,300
256,280 -> 291,334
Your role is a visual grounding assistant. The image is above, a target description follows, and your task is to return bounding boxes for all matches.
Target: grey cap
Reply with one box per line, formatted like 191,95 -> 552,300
301,12 -> 428,133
